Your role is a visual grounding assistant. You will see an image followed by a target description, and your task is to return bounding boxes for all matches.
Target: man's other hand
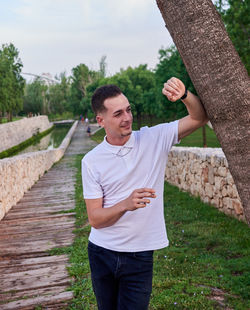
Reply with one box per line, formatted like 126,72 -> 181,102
125,188 -> 156,211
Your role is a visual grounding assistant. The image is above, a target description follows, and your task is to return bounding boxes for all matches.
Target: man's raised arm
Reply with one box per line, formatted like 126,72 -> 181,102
162,77 -> 209,140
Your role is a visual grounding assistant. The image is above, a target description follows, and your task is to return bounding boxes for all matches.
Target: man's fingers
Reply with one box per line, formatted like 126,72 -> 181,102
136,198 -> 151,204
136,193 -> 156,199
164,84 -> 180,96
135,200 -> 150,208
165,80 -> 179,92
136,188 -> 155,193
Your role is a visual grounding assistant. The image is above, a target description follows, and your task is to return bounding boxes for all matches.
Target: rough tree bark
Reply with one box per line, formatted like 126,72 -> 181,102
156,0 -> 250,224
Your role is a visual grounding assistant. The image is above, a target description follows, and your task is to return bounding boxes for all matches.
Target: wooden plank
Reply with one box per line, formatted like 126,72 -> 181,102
0,213 -> 75,226
0,229 -> 74,244
0,255 -> 68,269
0,265 -> 71,292
0,238 -> 73,256
0,222 -> 75,236
4,207 -> 75,220
0,285 -> 69,303
0,291 -> 73,310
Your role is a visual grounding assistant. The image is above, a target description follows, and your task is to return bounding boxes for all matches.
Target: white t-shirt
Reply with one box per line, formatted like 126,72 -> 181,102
81,120 -> 179,252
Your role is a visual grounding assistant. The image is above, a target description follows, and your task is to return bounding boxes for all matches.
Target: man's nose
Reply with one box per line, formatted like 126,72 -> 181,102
124,111 -> 132,121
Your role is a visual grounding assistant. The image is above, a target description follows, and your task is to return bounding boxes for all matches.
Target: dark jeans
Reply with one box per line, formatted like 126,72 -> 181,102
88,241 -> 154,310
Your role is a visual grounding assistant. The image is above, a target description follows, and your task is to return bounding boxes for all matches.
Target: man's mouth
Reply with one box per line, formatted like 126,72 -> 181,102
121,123 -> 131,129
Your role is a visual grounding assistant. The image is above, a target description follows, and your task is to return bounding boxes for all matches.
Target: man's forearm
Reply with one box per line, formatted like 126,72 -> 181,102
87,188 -> 155,229
182,91 -> 208,123
89,200 -> 127,229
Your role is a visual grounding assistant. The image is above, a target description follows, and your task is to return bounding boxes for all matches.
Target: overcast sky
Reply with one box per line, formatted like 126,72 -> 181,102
0,0 -> 174,79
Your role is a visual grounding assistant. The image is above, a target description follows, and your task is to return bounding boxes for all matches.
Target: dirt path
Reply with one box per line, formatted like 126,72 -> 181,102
0,123 -> 98,309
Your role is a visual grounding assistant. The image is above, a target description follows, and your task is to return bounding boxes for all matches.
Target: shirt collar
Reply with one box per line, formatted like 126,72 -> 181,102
103,132 -> 135,156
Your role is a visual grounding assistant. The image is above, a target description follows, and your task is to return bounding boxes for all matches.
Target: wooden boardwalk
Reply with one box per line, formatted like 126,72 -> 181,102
0,123 -> 98,309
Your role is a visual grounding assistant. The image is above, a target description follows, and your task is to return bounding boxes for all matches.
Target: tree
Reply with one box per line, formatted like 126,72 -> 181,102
49,72 -> 70,114
99,55 -> 107,78
0,43 -> 24,122
155,46 -> 194,121
69,64 -> 99,116
156,0 -> 250,223
23,78 -> 47,115
112,65 -> 157,128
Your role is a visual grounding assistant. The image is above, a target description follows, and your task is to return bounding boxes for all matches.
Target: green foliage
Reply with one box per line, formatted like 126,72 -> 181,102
23,78 -> 47,114
69,64 -> 100,116
85,64 -> 160,129
115,65 -> 158,128
0,43 -> 25,121
155,46 -> 195,121
48,111 -> 75,122
49,72 -> 71,114
215,0 -> 250,74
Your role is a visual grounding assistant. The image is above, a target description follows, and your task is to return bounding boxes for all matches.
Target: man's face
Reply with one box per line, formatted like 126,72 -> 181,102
96,94 -> 133,145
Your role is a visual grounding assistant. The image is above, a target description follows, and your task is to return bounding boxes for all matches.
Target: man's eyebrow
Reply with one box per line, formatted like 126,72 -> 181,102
113,109 -> 123,115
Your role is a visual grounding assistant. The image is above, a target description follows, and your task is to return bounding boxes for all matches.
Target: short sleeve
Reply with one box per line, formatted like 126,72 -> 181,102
81,158 -> 103,199
148,120 -> 180,152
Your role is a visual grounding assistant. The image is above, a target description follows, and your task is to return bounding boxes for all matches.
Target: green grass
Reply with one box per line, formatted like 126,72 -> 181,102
49,154 -> 249,309
179,125 -> 220,148
151,183 -> 249,309
0,117 -> 23,124
91,124 -> 220,148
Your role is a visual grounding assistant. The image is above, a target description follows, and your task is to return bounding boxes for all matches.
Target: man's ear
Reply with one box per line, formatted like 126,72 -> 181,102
96,114 -> 104,128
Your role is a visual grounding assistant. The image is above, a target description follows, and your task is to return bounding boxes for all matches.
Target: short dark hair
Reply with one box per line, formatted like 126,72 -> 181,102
91,84 -> 122,115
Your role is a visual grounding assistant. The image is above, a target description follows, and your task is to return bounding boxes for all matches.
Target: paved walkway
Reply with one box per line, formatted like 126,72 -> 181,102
0,123 -> 98,309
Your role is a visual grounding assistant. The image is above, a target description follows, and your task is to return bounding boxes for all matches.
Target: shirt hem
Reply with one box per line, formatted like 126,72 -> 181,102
88,237 -> 169,252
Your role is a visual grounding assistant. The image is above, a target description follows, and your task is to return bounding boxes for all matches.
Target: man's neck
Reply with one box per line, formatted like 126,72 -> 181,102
106,134 -> 131,146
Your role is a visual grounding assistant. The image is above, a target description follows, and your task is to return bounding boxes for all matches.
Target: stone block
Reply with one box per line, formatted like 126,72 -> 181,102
217,166 -> 227,177
202,167 -> 209,183
208,166 -> 215,184
226,172 -> 234,185
205,183 -> 214,198
211,155 -> 221,167
223,197 -> 234,210
215,176 -> 225,191
232,184 -> 239,198
233,199 -> 243,215
221,186 -> 228,197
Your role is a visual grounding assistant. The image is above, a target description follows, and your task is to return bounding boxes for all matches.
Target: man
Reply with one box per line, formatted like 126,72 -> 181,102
81,77 -> 208,310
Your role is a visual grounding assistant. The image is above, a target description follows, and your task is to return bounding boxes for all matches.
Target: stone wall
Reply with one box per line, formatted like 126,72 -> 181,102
166,147 -> 245,222
0,116 -> 53,153
0,121 -> 78,221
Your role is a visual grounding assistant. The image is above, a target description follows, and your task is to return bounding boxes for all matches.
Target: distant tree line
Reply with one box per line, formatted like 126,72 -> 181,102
0,0 -> 248,125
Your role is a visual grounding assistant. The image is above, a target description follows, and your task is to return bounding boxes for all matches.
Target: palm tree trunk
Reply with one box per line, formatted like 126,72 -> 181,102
156,0 -> 250,224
